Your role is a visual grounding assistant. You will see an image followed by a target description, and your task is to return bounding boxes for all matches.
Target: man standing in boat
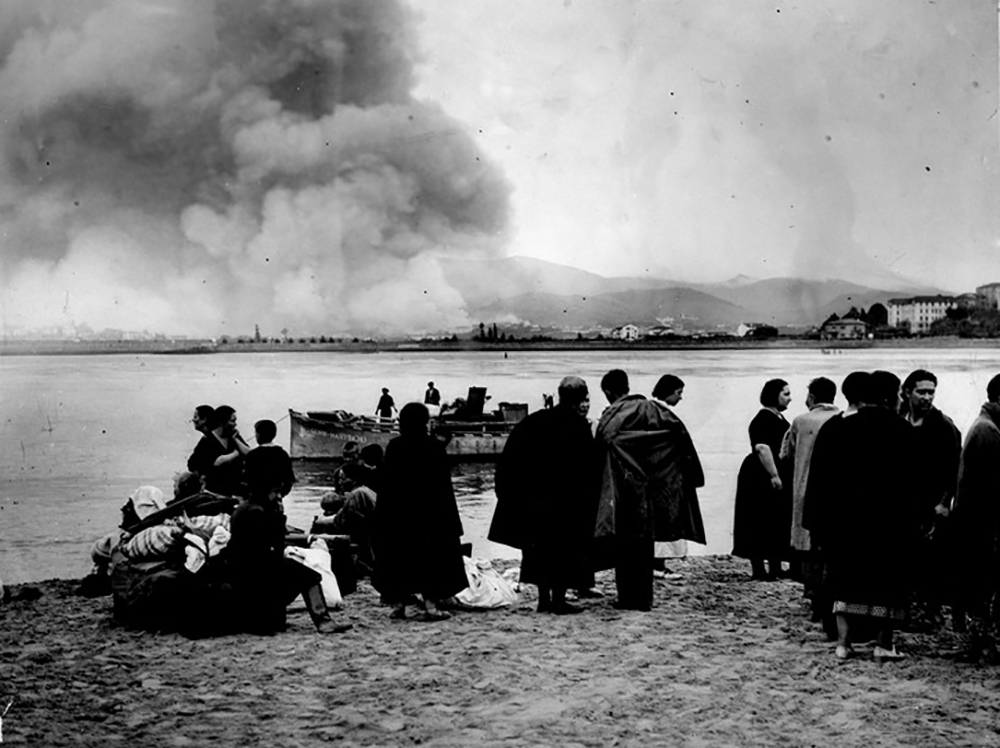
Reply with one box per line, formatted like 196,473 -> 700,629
424,381 -> 441,407
375,388 -> 397,421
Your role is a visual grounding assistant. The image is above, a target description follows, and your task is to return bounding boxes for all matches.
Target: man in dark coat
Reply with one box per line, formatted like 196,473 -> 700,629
595,370 -> 707,612
952,373 -> 1000,663
490,376 -> 600,614
373,402 -> 467,621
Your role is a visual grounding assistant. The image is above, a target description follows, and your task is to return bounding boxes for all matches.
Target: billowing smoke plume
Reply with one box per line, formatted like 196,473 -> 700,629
0,0 -> 510,337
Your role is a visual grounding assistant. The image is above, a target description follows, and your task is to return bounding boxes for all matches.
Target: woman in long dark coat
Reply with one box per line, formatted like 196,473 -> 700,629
732,379 -> 793,580
373,402 -> 468,621
806,370 -> 919,660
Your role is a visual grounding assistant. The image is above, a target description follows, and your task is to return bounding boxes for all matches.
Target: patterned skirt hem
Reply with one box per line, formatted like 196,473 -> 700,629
832,600 -> 907,621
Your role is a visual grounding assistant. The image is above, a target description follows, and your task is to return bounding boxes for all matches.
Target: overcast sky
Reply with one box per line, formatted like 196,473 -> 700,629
410,0 -> 998,291
0,0 -> 995,338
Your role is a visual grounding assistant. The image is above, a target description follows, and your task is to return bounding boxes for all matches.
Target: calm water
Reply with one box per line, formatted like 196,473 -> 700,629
2,348 -> 998,583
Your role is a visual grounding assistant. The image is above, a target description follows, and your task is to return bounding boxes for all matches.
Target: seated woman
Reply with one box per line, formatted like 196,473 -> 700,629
312,462 -> 378,576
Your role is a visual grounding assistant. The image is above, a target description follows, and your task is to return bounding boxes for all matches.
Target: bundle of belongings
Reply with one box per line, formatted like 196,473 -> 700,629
105,486 -> 238,636
449,557 -> 520,610
103,485 -> 352,637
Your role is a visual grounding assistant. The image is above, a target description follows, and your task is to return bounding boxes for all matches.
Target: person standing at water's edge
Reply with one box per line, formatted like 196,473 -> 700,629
650,374 -> 704,577
952,373 -> 1000,664
596,369 -> 707,611
807,371 -> 919,661
490,376 -> 600,614
373,403 -> 467,621
732,379 -> 793,581
800,371 -> 867,637
899,369 -> 962,623
780,377 -> 840,589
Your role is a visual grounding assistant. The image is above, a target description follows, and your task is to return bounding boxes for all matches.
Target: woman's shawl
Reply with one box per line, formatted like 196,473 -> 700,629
595,395 -> 706,545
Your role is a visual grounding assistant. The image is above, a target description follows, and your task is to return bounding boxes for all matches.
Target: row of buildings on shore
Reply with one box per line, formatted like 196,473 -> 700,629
885,283 -> 1000,334
608,283 -> 1000,342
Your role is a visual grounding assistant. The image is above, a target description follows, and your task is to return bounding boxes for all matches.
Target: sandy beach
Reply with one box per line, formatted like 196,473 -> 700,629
2,556 -> 998,747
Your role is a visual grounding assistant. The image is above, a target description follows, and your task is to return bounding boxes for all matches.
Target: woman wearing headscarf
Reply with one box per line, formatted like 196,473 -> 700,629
373,402 -> 468,621
732,379 -> 793,580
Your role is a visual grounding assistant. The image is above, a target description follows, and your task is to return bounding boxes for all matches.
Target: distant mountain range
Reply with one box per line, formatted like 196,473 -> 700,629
440,256 -> 946,331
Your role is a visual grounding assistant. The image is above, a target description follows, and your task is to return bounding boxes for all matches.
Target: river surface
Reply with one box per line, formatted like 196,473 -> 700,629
2,348 -> 998,583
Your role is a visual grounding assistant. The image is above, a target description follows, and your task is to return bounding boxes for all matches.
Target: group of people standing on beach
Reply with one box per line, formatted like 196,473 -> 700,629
115,366 -> 1000,664
732,369 -> 1000,664
178,370 -> 709,627
491,369 -> 706,614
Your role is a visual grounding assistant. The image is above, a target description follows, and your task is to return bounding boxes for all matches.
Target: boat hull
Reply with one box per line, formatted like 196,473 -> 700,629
289,410 -> 510,462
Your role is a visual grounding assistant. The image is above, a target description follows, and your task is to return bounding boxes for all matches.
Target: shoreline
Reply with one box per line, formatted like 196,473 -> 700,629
3,555 -> 998,746
2,336 -> 998,357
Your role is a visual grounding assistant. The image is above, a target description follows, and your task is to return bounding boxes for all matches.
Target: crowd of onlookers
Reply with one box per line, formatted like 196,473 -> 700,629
88,368 -> 1000,663
733,369 -> 1000,663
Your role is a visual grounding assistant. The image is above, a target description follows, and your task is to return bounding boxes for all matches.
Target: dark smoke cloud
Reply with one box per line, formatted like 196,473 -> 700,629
0,0 -> 510,336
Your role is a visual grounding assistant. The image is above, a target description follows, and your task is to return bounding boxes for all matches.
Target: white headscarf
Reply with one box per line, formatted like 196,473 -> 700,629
129,486 -> 166,519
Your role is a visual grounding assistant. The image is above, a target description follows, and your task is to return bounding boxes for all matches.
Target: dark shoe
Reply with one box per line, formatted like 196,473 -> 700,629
574,588 -> 604,599
549,601 -> 584,615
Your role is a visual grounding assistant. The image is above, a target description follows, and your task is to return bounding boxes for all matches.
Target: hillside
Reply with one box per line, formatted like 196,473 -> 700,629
440,255 -> 673,307
471,286 -> 753,330
448,257 -> 945,330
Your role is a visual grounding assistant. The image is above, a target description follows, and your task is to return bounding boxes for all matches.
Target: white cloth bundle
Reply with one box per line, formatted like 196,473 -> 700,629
452,558 -> 520,609
285,542 -> 343,609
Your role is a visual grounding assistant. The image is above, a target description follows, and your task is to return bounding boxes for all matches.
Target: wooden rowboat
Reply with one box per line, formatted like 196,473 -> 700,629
289,388 -> 528,462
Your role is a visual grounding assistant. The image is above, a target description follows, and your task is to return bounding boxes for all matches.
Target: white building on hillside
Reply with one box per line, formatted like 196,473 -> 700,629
610,324 -> 640,341
887,295 -> 958,333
